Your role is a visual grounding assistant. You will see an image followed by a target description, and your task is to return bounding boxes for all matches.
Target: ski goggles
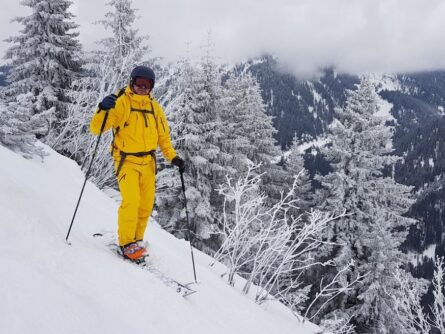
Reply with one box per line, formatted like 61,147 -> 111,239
132,77 -> 153,90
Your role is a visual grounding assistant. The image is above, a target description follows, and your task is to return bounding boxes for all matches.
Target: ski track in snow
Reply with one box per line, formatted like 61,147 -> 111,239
0,143 -> 318,334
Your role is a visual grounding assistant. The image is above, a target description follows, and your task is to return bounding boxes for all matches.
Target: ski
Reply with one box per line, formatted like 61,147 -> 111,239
93,233 -> 197,297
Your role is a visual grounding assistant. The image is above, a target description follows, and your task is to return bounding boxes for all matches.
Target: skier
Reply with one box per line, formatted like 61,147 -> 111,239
90,65 -> 185,262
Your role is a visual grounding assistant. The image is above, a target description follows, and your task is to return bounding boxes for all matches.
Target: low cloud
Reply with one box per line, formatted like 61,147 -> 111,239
2,0 -> 445,77
140,0 -> 445,76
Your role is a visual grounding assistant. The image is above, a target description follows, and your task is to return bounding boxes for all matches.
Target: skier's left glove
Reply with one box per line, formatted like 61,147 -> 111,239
172,156 -> 185,173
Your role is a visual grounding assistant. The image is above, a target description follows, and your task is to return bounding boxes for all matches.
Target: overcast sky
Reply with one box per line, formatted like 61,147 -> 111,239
1,0 -> 445,77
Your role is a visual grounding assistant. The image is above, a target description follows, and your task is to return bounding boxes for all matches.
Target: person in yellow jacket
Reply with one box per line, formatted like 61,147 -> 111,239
90,65 -> 185,262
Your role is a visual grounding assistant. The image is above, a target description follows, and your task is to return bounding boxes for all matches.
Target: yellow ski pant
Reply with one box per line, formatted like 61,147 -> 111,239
115,158 -> 156,247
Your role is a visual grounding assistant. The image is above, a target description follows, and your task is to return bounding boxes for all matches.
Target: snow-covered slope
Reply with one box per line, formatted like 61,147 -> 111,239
0,144 -> 319,334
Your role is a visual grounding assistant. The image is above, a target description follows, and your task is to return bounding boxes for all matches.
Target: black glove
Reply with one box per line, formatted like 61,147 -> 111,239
99,94 -> 117,110
172,156 -> 185,173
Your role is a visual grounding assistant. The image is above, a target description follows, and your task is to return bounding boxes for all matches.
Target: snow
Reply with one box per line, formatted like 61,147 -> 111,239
408,244 -> 437,267
374,92 -> 397,152
279,136 -> 329,161
248,58 -> 267,67
429,158 -> 435,168
375,94 -> 396,124
424,244 -> 437,260
312,88 -> 322,104
305,81 -> 323,104
0,144 -> 319,334
367,73 -> 401,92
297,137 -> 329,153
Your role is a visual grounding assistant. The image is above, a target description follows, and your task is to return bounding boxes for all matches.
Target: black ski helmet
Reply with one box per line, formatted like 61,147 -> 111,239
130,66 -> 156,88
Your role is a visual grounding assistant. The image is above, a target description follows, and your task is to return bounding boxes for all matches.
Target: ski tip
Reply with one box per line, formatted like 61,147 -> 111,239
92,233 -> 103,238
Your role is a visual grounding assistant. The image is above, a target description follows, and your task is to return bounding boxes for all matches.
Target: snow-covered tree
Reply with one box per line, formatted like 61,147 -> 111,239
214,166 -> 325,296
212,164 -> 357,318
156,56 -> 196,236
3,0 -> 82,142
320,316 -> 355,334
393,256 -> 443,334
283,134 -> 314,211
220,73 -> 277,170
0,95 -> 44,158
217,81 -> 313,212
92,0 -> 150,91
157,59 -> 285,252
313,78 -> 418,333
156,52 -> 226,251
222,72 -> 285,204
52,0 -> 151,188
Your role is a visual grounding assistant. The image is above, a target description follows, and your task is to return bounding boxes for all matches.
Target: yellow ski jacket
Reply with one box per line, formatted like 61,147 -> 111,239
90,86 -> 177,165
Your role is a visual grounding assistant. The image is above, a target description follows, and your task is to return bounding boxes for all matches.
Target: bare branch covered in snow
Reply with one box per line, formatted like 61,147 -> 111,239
213,164 -> 348,314
304,261 -> 366,322
393,256 -> 445,334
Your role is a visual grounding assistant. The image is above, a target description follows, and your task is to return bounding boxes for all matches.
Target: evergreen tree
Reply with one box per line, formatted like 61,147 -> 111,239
87,0 -> 152,188
221,72 -> 277,170
157,60 -> 289,253
284,134 -> 314,211
236,73 -> 279,167
314,78 -> 418,333
0,94 -> 44,158
223,72 -> 285,205
3,0 -> 82,141
54,0 -> 151,188
93,0 -> 150,91
156,56 -> 196,239
157,53 -> 228,252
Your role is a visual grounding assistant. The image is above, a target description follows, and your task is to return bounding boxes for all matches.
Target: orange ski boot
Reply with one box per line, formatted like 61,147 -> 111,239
121,242 -> 145,262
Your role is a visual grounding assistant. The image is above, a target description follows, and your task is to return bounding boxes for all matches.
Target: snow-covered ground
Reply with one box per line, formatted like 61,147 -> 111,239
0,144 -> 319,334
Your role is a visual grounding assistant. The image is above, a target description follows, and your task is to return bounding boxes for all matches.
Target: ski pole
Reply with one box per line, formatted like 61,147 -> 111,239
66,110 -> 110,243
79,138 -> 95,171
179,170 -> 198,283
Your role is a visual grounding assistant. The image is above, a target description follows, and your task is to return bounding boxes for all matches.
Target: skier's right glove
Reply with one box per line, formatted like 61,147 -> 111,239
172,156 -> 185,173
99,94 -> 117,110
